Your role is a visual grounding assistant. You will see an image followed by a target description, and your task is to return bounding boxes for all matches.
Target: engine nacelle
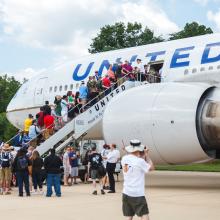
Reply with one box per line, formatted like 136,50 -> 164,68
102,82 -> 220,165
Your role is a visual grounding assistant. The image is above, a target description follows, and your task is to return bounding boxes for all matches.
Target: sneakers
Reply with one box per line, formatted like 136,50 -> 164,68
92,190 -> 97,195
101,189 -> 105,195
4,191 -> 11,195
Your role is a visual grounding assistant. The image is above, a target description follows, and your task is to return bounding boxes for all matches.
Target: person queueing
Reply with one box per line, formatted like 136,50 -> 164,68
12,148 -> 32,197
63,147 -> 71,186
69,147 -> 79,185
0,144 -> 13,195
105,144 -> 120,193
88,146 -> 105,195
31,150 -> 43,194
121,140 -> 154,220
44,148 -> 62,197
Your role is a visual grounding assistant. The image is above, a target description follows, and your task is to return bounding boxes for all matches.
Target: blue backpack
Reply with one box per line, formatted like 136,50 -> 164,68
17,156 -> 28,170
1,152 -> 11,168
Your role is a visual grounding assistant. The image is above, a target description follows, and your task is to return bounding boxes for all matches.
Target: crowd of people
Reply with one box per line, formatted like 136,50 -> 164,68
0,141 -> 121,196
0,139 -> 155,219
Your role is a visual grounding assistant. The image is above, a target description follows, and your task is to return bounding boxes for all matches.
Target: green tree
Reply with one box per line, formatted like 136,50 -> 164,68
0,75 -> 21,141
89,22 -> 164,53
169,22 -> 213,40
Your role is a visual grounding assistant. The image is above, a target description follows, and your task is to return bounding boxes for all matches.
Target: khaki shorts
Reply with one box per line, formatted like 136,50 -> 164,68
122,194 -> 149,217
30,139 -> 37,148
44,128 -> 54,140
0,167 -> 12,182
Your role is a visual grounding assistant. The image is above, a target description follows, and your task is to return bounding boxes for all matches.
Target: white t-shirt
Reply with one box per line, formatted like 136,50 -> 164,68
106,149 -> 120,163
132,62 -> 145,73
121,154 -> 150,197
63,152 -> 70,168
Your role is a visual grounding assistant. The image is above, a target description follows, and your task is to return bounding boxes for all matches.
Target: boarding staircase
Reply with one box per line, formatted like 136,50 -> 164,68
36,78 -> 142,156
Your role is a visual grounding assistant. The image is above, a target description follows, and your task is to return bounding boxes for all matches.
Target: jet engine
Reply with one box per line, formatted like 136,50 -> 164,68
102,82 -> 220,164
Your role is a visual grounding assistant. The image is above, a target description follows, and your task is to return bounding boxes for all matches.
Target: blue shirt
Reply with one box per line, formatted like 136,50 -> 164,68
69,152 -> 78,167
28,125 -> 40,139
12,134 -> 23,147
79,85 -> 88,99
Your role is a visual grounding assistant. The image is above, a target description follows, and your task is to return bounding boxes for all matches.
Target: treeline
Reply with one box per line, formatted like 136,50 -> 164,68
89,22 -> 213,53
0,75 -> 21,141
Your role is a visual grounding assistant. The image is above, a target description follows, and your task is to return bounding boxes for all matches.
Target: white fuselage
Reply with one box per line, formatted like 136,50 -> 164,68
6,34 -> 220,164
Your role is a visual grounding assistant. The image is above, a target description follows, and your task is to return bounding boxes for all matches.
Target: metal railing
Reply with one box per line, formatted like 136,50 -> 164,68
79,71 -> 135,112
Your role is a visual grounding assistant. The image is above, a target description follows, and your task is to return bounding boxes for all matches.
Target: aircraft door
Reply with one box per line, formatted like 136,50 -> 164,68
34,77 -> 48,106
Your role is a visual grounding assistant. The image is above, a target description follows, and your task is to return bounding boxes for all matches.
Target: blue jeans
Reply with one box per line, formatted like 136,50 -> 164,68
46,173 -> 61,197
16,171 -> 30,196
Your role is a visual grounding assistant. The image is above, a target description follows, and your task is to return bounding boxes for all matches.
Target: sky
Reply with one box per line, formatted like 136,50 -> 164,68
0,0 -> 220,81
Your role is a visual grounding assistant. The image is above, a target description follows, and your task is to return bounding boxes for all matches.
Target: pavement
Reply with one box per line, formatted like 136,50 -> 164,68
0,171 -> 220,220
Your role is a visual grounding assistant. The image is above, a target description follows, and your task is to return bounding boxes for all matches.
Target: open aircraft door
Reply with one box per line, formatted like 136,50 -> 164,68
34,77 -> 48,106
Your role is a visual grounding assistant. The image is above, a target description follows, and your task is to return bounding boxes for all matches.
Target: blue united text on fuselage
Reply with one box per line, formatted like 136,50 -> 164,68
72,42 -> 220,81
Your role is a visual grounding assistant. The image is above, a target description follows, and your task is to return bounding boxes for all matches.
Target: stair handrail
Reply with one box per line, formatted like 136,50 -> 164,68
17,101 -> 83,147
79,71 -> 135,113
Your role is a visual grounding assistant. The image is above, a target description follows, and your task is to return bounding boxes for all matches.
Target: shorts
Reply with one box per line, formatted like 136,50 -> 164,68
0,167 -> 12,182
44,128 -> 54,140
64,166 -> 71,177
80,99 -> 87,106
90,169 -> 101,180
70,167 -> 78,177
30,139 -> 37,148
122,194 -> 149,217
61,111 -> 68,122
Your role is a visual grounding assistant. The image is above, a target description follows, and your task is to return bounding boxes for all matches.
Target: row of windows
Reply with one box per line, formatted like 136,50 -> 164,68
184,64 -> 220,75
49,83 -> 80,93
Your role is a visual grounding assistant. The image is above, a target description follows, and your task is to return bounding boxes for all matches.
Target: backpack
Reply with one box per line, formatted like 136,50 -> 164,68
17,156 -> 28,170
1,152 -> 11,168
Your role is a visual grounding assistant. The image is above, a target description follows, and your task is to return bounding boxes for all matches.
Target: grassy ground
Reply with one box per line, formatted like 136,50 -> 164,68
156,160 -> 220,172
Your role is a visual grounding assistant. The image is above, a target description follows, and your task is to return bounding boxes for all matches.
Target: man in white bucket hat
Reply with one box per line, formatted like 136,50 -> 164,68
121,140 -> 154,220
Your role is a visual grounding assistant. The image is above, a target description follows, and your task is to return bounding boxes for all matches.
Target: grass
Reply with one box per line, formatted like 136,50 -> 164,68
156,160 -> 220,172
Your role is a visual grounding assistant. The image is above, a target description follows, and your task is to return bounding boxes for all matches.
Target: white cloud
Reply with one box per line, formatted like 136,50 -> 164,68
0,67 -> 45,82
207,9 -> 220,30
0,0 -> 179,59
119,0 -> 179,36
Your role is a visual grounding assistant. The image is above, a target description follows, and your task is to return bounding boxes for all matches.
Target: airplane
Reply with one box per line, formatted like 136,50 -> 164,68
6,33 -> 220,164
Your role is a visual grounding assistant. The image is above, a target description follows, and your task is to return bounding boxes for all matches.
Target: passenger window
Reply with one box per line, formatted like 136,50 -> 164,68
70,84 -> 73,90
59,86 -> 62,91
200,67 -> 205,72
64,85 -> 68,91
49,87 -> 53,93
209,66 -> 213,70
217,65 -> 220,69
54,86 -> 57,92
192,68 -> 197,73
184,69 -> 189,75
76,83 -> 79,89
40,88 -> 43,94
